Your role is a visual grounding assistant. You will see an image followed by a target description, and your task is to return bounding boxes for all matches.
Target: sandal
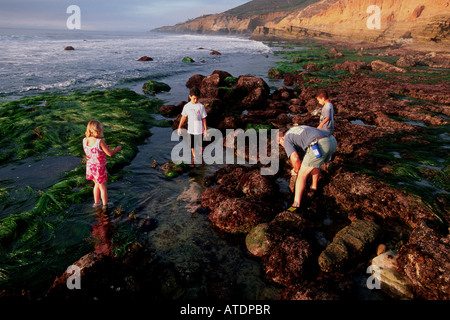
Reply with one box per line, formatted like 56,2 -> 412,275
287,206 -> 299,213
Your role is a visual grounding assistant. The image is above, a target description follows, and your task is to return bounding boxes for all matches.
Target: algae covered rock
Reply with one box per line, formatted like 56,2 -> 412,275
209,197 -> 274,234
142,80 -> 171,95
263,236 -> 313,285
246,223 -> 271,257
318,220 -> 380,272
182,56 -> 195,63
396,223 -> 450,300
161,161 -> 187,178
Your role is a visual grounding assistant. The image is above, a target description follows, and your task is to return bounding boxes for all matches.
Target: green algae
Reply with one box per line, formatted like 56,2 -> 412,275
0,88 -> 167,250
182,56 -> 195,63
142,80 -> 171,95
347,124 -> 450,225
0,88 -> 172,293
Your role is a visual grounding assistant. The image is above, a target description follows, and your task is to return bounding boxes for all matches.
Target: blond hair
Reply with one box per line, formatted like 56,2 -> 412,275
85,120 -> 104,138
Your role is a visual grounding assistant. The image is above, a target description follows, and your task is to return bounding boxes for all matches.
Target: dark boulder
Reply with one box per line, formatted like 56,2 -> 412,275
137,56 -> 153,61
186,74 -> 205,89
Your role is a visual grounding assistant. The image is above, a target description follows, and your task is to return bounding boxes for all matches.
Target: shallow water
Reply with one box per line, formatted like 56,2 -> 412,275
0,30 -> 287,297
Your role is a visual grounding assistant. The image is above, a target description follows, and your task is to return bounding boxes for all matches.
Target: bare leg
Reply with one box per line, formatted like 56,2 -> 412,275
292,166 -> 314,207
191,148 -> 195,165
93,181 -> 100,205
311,168 -> 320,190
99,182 -> 108,208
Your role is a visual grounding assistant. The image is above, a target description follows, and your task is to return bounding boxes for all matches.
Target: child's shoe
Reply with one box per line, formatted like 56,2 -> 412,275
93,202 -> 102,208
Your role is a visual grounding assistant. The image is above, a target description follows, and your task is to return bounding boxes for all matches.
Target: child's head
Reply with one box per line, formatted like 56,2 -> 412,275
85,120 -> 104,138
316,90 -> 329,105
189,87 -> 200,104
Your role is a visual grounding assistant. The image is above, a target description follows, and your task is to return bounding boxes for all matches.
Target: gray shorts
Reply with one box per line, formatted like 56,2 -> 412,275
301,135 -> 337,169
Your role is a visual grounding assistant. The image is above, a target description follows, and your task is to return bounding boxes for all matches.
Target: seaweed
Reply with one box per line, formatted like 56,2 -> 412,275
0,88 -> 166,250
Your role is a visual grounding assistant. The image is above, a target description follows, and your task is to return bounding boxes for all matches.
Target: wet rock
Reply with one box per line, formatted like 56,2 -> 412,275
303,63 -> 320,71
209,197 -> 274,234
142,80 -> 171,95
200,73 -> 221,98
272,86 -> 295,101
64,46 -> 75,50
246,223 -> 270,257
280,273 -> 356,300
137,56 -> 153,61
46,243 -> 160,300
160,161 -> 188,178
211,70 -> 232,85
210,50 -> 221,55
138,217 -> 158,233
185,74 -> 205,89
182,56 -> 195,63
334,60 -> 369,74
198,98 -> 226,127
370,250 -> 414,300
370,60 -> 407,73
397,223 -> 450,300
158,103 -> 183,117
318,220 -> 380,272
268,68 -> 283,79
288,103 -> 307,114
396,56 -> 416,67
283,73 -> 302,86
263,236 -> 313,285
325,169 -> 438,227
238,169 -> 275,199
235,76 -> 270,102
217,115 -> 242,130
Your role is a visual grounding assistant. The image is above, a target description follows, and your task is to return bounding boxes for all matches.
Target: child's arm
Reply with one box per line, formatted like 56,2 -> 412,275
178,115 -> 187,135
100,140 -> 121,157
202,118 -> 207,136
317,117 -> 330,130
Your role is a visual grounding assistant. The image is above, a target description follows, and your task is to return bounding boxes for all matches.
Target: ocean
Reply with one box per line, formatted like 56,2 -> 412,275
0,28 -> 277,102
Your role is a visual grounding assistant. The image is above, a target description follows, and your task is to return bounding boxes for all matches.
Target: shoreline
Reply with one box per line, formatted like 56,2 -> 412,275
1,33 -> 449,301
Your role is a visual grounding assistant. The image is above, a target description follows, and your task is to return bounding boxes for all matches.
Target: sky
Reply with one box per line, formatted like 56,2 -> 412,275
0,0 -> 250,32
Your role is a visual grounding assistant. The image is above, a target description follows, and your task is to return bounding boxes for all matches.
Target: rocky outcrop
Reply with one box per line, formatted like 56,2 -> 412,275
397,222 -> 450,300
200,165 -> 282,234
157,11 -> 289,35
256,0 -> 450,45
158,0 -> 450,46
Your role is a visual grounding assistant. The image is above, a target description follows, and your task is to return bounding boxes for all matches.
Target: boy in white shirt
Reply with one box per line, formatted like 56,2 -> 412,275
177,87 -> 208,165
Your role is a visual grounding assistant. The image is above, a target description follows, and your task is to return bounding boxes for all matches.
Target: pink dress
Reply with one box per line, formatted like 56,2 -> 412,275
83,138 -> 108,184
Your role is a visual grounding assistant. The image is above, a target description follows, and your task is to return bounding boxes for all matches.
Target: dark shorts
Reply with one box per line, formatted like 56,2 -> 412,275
189,134 -> 203,149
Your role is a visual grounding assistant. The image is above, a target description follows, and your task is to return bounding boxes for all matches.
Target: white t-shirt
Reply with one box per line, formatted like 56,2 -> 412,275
181,101 -> 207,134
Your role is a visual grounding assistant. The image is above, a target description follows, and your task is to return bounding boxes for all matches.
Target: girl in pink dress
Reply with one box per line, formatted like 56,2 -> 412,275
83,120 -> 121,209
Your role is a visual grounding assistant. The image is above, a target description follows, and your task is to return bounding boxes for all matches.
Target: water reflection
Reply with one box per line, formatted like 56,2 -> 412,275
90,209 -> 113,256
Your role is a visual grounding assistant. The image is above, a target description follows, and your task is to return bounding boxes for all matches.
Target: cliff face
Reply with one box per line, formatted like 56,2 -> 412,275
157,12 -> 288,35
262,0 -> 450,44
157,0 -> 450,45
